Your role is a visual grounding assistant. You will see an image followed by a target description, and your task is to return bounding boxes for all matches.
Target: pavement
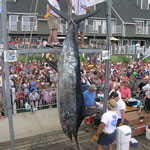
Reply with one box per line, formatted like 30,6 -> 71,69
0,108 -> 61,143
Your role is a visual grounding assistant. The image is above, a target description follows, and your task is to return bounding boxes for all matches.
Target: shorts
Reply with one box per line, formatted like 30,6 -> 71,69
47,15 -> 58,30
75,20 -> 85,33
97,131 -> 116,146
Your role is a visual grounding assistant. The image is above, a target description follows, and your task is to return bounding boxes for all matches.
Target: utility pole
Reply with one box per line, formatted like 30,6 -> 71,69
103,0 -> 112,113
0,0 -> 7,116
1,0 -> 15,150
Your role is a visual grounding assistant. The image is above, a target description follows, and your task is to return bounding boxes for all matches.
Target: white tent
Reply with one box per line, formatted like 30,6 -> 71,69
88,0 -> 106,6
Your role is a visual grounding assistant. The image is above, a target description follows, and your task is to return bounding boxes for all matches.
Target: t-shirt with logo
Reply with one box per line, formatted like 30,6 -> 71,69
101,110 -> 118,134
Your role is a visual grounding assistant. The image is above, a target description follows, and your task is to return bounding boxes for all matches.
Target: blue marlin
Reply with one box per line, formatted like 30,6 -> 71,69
48,2 -> 100,149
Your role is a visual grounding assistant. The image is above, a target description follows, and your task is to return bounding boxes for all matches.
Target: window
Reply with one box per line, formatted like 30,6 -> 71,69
101,20 -> 106,34
93,20 -> 101,33
135,21 -> 144,34
9,15 -> 18,31
22,16 -> 37,31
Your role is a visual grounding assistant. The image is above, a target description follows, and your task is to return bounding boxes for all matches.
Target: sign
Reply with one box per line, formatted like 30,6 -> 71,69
102,50 -> 110,60
4,50 -> 17,62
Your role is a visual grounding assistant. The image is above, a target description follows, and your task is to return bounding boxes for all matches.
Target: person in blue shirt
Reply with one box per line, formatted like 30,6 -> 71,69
29,76 -> 37,93
29,89 -> 39,111
83,84 -> 97,132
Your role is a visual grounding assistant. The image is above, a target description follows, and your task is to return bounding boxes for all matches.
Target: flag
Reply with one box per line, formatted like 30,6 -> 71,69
88,0 -> 105,6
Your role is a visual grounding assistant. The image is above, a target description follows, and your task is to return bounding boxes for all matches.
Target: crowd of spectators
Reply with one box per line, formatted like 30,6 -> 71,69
0,53 -> 150,117
8,38 -> 107,49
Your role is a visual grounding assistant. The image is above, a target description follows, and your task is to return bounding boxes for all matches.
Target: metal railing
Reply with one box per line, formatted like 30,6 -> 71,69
21,22 -> 37,31
11,88 -> 57,114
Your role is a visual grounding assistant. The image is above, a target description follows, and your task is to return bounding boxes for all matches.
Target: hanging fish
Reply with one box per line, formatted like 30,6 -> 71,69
47,2 -> 100,149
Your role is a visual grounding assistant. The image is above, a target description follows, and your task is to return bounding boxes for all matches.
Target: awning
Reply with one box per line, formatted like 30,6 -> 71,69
110,37 -> 120,41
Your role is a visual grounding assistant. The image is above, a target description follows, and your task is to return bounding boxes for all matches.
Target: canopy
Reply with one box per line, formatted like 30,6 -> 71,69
88,0 -> 106,6
110,37 -> 120,41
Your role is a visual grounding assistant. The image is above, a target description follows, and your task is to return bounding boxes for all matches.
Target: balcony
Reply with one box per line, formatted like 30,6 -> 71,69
22,22 -> 37,31
88,25 -> 99,33
101,25 -> 122,34
136,26 -> 149,35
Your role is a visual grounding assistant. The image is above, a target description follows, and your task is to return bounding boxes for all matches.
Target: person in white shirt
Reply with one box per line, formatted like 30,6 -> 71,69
46,0 -> 62,48
110,92 -> 126,127
92,99 -> 118,150
109,85 -> 121,100
73,0 -> 90,47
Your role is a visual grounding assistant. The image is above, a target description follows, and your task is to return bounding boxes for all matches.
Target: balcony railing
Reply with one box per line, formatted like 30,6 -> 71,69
102,25 -> 122,34
88,25 -> 99,33
112,25 -> 122,34
22,22 -> 37,31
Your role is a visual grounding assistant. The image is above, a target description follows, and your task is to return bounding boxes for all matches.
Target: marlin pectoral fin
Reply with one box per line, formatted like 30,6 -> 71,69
47,1 -> 69,21
84,107 -> 97,117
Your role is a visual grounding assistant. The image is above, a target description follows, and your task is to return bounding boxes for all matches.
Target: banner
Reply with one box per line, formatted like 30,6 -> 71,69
88,0 -> 105,6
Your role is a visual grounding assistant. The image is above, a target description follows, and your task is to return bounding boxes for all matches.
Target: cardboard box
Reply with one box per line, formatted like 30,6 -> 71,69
131,122 -> 146,137
140,112 -> 150,122
125,111 -> 145,126
125,111 -> 150,126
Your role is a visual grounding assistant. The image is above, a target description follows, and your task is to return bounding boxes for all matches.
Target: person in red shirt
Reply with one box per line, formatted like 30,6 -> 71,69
120,81 -> 131,102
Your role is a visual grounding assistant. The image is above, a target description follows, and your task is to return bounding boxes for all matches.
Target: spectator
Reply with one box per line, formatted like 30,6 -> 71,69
30,76 -> 37,93
83,84 -> 97,132
120,81 -> 131,102
29,89 -> 40,111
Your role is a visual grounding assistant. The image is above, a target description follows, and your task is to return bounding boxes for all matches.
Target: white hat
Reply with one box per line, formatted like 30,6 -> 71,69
143,84 -> 150,91
89,84 -> 97,90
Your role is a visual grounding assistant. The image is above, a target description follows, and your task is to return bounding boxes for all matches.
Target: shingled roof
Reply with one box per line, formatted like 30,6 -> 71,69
7,0 -> 150,23
112,0 -> 150,23
6,0 -> 115,19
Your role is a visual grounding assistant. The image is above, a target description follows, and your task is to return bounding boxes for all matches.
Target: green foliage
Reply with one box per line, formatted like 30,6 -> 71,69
79,54 -> 88,64
144,57 -> 150,63
110,56 -> 130,63
17,54 -> 42,63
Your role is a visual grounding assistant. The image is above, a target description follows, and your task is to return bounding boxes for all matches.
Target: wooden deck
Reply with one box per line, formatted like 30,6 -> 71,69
0,126 -> 149,150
